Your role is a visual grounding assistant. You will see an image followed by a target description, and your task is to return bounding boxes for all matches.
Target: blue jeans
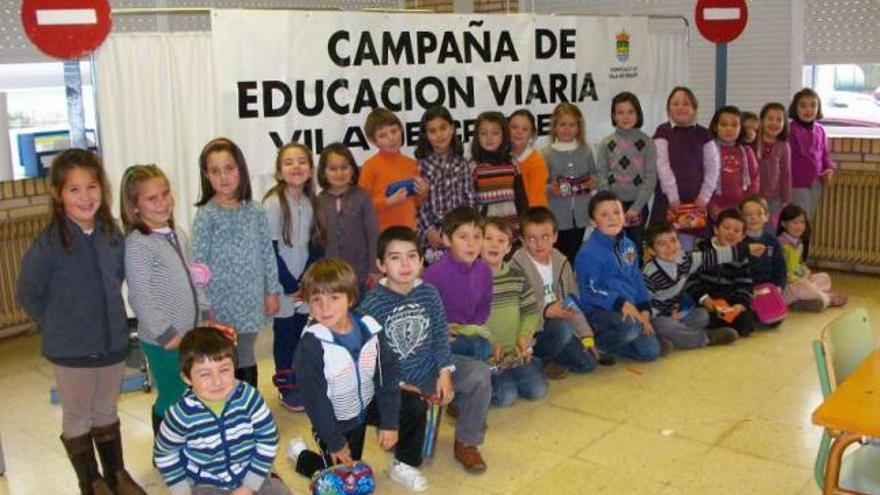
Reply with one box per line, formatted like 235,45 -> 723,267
586,309 -> 661,362
491,359 -> 548,407
534,318 -> 597,373
450,335 -> 493,361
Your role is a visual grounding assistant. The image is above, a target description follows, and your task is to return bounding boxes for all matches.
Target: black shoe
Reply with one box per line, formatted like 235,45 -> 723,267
597,351 -> 616,366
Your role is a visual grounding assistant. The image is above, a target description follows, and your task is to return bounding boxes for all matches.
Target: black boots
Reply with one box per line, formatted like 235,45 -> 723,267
235,365 -> 258,388
91,421 -> 147,495
60,433 -> 113,495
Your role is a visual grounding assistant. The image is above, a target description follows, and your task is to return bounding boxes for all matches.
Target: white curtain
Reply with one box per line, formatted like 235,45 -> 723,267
94,32 -> 215,230
644,19 -> 690,132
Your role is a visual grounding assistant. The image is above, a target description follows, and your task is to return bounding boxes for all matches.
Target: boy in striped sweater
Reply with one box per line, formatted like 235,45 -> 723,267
642,221 -> 763,351
481,217 -> 547,407
154,327 -> 291,495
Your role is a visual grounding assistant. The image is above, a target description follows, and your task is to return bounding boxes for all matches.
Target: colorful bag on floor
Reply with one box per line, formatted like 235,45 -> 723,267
667,203 -> 707,234
751,283 -> 787,324
310,462 -> 375,495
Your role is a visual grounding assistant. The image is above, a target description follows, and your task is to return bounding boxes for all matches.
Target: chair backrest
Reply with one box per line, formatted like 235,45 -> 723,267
820,308 -> 875,389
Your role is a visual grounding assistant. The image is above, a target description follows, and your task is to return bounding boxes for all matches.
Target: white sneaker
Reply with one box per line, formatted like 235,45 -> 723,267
287,437 -> 307,462
389,460 -> 428,492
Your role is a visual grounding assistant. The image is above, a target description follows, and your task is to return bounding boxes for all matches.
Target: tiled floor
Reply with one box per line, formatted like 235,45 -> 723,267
1,271 -> 878,495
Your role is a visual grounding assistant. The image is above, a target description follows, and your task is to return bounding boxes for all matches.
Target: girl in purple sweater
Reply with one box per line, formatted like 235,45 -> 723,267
788,88 -> 836,222
651,86 -> 720,247
755,102 -> 792,227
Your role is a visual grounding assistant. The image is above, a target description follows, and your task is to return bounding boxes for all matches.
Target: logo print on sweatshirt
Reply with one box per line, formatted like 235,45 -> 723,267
385,304 -> 430,360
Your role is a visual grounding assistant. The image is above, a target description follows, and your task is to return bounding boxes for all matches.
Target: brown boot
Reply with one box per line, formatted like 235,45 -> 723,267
453,439 -> 487,473
92,421 -> 147,495
60,433 -> 114,495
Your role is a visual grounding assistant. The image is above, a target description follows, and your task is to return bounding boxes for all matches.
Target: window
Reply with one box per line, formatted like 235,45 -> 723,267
0,62 -> 97,179
802,63 -> 880,136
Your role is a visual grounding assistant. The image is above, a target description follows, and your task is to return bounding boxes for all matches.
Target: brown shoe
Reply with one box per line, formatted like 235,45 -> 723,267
454,440 -> 487,473
543,362 -> 568,380
706,327 -> 738,346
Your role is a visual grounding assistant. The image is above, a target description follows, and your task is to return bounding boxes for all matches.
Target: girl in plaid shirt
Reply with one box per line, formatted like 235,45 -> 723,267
416,106 -> 475,262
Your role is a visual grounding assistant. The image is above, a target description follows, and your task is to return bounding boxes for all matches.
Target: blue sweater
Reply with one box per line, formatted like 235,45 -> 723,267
358,279 -> 454,394
575,230 -> 650,313
746,231 -> 787,288
154,381 -> 278,495
192,200 -> 282,333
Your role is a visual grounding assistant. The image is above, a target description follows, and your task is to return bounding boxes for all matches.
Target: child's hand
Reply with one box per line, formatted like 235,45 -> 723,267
413,176 -> 430,198
625,209 -> 640,221
621,301 -> 641,323
821,169 -> 834,187
448,323 -> 459,336
709,204 -> 722,219
695,196 -> 709,209
639,311 -> 655,336
748,243 -> 767,257
230,486 -> 254,495
517,335 -> 534,362
669,200 -> 681,214
545,301 -> 575,320
331,444 -> 354,467
163,333 -> 183,350
731,303 -> 746,313
701,298 -> 717,312
377,430 -> 398,451
426,227 -> 443,249
492,343 -> 504,363
585,176 -> 598,190
265,293 -> 279,316
386,188 -> 409,207
670,308 -> 682,321
436,370 -> 455,406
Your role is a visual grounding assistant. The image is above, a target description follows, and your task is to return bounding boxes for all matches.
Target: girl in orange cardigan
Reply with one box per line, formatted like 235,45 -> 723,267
509,109 -> 549,209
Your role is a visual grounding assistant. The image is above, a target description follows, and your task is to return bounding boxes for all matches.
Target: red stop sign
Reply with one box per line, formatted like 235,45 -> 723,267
695,0 -> 748,44
21,0 -> 112,59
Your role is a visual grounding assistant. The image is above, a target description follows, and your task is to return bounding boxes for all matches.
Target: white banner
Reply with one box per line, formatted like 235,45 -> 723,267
211,10 -> 663,194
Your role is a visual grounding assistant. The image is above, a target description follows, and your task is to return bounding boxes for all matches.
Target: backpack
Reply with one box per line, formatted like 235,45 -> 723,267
310,462 -> 375,495
751,283 -> 788,324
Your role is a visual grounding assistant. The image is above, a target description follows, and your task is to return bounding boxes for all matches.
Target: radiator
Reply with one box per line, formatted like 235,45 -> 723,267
0,215 -> 50,330
812,171 -> 880,267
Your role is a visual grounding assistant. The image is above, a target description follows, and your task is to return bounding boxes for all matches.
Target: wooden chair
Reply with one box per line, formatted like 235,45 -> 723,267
812,308 -> 880,492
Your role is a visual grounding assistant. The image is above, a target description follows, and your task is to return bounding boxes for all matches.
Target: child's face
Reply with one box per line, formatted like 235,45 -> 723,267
444,222 -> 483,264
522,222 -> 557,264
481,224 -> 511,269
185,356 -> 236,403
613,101 -> 638,130
714,218 -> 745,246
554,114 -> 579,143
425,117 -> 454,156
668,90 -> 696,125
477,120 -> 503,153
509,115 -> 533,152
716,112 -> 741,143
308,292 -> 352,332
651,231 -> 682,262
206,151 -> 241,202
372,124 -> 403,154
136,177 -> 174,230
741,201 -> 767,234
742,117 -> 758,142
279,147 -> 312,189
783,215 -> 807,238
378,240 -> 423,290
325,153 -> 354,192
797,96 -> 819,123
762,108 -> 785,139
591,200 -> 625,237
60,166 -> 102,230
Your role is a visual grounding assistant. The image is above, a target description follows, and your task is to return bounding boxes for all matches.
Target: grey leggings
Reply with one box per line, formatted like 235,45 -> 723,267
54,362 -> 125,438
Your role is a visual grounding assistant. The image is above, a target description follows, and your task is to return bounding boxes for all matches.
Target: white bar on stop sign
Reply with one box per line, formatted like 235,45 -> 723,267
36,9 -> 98,25
703,8 -> 741,21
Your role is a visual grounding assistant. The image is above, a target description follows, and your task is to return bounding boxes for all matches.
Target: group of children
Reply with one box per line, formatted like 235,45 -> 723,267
16,84 -> 848,495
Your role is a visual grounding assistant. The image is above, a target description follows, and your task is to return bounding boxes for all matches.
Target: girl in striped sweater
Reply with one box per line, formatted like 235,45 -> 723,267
122,164 -> 208,438
471,111 -> 522,232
